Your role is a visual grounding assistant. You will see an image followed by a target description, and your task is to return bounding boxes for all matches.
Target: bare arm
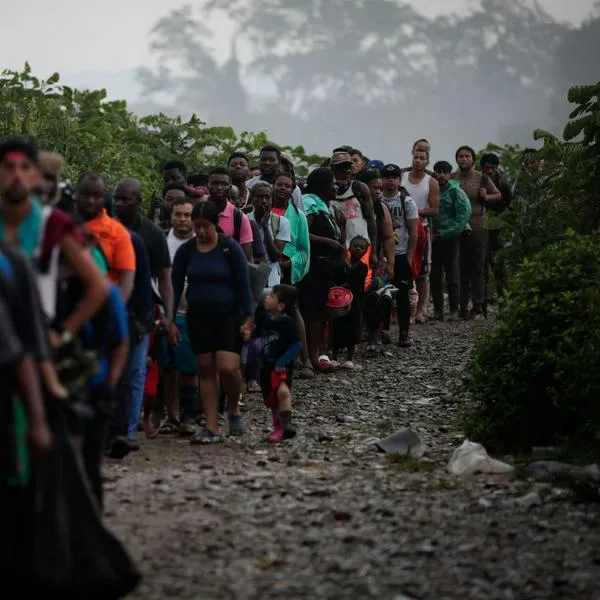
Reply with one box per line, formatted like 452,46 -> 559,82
262,222 -> 282,262
381,203 -> 395,271
406,218 -> 419,265
18,355 -> 51,457
420,177 -> 440,217
115,270 -> 135,303
356,182 -> 377,249
60,235 -> 109,335
483,175 -> 502,204
157,268 -> 174,320
241,242 -> 253,263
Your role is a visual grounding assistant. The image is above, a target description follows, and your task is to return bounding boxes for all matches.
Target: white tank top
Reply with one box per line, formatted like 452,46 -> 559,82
401,171 -> 431,212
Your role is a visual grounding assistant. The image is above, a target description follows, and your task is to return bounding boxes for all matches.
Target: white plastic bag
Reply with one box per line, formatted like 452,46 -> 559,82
448,440 -> 514,475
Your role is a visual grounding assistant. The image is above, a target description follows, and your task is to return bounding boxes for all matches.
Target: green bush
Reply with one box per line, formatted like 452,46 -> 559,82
460,230 -> 600,452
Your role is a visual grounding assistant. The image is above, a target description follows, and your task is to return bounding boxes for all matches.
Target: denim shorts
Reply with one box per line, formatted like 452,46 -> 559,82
159,314 -> 198,374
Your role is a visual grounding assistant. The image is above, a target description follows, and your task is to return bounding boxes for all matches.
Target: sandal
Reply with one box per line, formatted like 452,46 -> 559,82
364,345 -> 377,358
159,417 -> 180,435
246,380 -> 261,393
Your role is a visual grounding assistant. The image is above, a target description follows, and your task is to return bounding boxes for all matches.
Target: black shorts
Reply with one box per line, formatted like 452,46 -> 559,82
186,304 -> 242,355
259,365 -> 294,401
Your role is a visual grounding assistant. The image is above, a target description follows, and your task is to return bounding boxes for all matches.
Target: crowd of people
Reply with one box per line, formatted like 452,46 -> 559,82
0,135 -> 515,587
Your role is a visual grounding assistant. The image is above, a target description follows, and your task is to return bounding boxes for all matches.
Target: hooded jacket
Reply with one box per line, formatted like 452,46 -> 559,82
432,179 -> 472,240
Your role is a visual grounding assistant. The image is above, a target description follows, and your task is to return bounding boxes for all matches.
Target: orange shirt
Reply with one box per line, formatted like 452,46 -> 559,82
85,209 -> 136,283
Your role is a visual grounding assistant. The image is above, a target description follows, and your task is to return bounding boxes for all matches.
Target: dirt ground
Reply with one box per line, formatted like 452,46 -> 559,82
104,321 -> 600,600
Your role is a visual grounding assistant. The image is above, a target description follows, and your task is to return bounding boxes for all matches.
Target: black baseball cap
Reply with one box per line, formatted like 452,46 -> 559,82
382,164 -> 402,177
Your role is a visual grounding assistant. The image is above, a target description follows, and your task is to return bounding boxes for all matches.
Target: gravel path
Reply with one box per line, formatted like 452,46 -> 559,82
104,321 -> 600,600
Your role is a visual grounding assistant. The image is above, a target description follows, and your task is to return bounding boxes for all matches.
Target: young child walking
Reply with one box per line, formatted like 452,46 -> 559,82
249,285 -> 301,443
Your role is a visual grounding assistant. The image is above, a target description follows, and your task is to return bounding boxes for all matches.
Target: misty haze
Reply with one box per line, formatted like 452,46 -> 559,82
2,0 -> 599,161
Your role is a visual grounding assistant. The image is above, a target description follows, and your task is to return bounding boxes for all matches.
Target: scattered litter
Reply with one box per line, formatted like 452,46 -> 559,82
376,428 -> 425,456
448,440 -> 514,475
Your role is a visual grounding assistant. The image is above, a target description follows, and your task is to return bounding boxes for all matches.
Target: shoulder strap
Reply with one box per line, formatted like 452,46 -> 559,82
218,233 -> 234,264
178,237 -> 197,273
233,208 -> 243,243
270,213 -> 281,238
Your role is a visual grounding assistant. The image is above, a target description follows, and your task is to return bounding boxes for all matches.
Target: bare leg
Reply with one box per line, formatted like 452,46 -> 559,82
416,277 -> 430,320
216,351 -> 243,416
197,354 -> 219,431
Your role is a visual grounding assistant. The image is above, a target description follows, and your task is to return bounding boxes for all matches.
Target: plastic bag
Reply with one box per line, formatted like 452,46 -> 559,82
32,411 -> 141,598
448,439 -> 514,476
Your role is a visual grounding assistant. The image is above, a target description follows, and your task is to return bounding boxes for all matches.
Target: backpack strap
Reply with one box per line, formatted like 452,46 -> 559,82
178,237 -> 198,274
218,233 -> 234,267
270,213 -> 281,238
233,208 -> 243,243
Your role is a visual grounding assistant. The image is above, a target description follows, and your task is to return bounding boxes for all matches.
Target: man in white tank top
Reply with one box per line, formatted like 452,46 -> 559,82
401,148 -> 439,323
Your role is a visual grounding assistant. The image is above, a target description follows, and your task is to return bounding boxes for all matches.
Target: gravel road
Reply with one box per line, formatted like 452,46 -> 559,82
104,321 -> 600,600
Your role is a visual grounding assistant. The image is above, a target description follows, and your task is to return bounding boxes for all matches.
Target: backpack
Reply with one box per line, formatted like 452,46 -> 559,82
176,234 -> 269,304
233,207 -> 243,243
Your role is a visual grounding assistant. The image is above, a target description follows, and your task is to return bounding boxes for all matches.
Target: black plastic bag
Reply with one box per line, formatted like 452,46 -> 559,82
32,411 -> 141,599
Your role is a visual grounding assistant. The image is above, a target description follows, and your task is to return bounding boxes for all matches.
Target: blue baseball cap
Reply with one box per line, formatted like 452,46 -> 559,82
367,159 -> 385,170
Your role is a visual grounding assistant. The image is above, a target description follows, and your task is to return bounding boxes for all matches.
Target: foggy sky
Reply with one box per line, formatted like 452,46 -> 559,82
1,0 -> 598,163
1,0 -> 594,75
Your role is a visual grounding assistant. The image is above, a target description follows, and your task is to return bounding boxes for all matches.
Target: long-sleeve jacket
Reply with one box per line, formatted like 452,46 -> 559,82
432,179 -> 472,240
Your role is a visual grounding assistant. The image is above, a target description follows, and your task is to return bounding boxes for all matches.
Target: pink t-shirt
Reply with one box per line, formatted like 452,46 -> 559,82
219,201 -> 253,245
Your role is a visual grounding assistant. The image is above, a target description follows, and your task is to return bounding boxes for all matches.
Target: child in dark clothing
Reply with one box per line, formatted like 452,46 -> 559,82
248,285 -> 301,443
331,236 -> 369,369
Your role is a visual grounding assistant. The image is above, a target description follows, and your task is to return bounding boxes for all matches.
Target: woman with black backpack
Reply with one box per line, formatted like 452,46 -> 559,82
171,201 -> 253,443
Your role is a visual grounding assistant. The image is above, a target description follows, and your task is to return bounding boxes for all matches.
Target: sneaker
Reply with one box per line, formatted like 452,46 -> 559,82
433,310 -> 444,321
190,427 -> 224,445
470,307 -> 486,321
398,332 -> 412,348
179,417 -> 197,437
126,438 -> 140,452
364,345 -> 378,358
107,436 -> 131,459
228,414 -> 246,436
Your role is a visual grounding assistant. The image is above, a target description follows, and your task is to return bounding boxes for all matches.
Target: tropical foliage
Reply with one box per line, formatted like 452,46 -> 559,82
461,81 -> 600,453
0,64 -> 325,199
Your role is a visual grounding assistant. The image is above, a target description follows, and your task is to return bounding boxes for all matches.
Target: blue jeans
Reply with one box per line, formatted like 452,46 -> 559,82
127,334 -> 149,439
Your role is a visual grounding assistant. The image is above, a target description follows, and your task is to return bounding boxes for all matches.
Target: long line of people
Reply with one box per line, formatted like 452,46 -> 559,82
0,136 -> 512,588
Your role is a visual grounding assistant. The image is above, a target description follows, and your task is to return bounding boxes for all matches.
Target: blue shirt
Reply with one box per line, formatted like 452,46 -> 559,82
172,237 -> 253,319
83,283 -> 128,387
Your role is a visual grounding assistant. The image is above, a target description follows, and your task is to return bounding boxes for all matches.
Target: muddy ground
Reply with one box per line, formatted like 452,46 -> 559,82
105,321 -> 600,600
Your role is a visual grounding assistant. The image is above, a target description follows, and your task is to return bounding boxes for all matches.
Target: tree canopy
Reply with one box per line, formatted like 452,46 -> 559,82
0,64 -> 325,198
139,0 -> 600,158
